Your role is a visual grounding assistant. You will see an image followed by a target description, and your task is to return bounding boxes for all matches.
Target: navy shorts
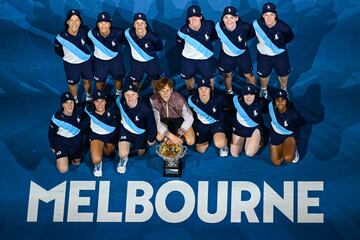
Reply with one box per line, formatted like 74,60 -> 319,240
130,57 -> 161,82
118,126 -> 148,150
232,121 -> 261,138
180,57 -> 216,80
270,128 -> 299,145
89,130 -> 118,145
193,121 -> 226,144
63,58 -> 93,85
93,54 -> 125,83
256,51 -> 291,78
218,49 -> 253,74
54,136 -> 82,161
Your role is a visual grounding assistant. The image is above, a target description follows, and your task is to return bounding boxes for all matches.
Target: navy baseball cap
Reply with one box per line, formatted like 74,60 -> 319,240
60,92 -> 75,104
66,9 -> 81,20
97,12 -> 111,23
197,79 -> 211,88
133,12 -> 147,22
222,6 -> 238,18
262,2 -> 277,15
187,5 -> 202,18
92,89 -> 107,101
242,83 -> 258,95
123,82 -> 139,93
274,89 -> 288,100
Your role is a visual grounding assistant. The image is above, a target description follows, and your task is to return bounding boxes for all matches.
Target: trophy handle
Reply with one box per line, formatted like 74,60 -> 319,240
179,146 -> 187,158
155,145 -> 161,156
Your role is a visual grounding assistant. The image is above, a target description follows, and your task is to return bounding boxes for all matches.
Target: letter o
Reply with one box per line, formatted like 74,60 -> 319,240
155,180 -> 195,223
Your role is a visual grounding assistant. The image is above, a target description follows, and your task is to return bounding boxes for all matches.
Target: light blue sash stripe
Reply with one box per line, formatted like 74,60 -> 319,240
233,96 -> 258,127
124,28 -> 153,61
88,30 -> 118,58
268,102 -> 293,135
177,30 -> 213,58
188,96 -> 218,124
253,20 -> 285,55
84,106 -> 116,133
215,23 -> 245,56
51,115 -> 80,137
56,35 -> 91,61
116,97 -> 145,134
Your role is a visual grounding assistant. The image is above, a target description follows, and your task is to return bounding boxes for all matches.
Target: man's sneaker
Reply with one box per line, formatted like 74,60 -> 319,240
292,150 -> 299,163
260,88 -> 268,99
219,146 -> 229,157
93,162 -> 102,177
117,158 -> 128,174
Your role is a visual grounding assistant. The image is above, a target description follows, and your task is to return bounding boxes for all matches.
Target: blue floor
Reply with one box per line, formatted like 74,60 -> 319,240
0,0 -> 360,239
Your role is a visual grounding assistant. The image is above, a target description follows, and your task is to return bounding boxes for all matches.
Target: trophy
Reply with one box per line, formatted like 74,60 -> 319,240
156,142 -> 187,177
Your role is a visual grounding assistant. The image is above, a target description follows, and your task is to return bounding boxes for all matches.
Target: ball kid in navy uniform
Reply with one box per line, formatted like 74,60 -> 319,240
48,92 -> 84,173
84,89 -> 120,177
88,12 -> 126,96
253,2 -> 294,99
54,9 -> 93,103
115,82 -> 157,174
268,89 -> 306,166
177,5 -> 218,93
231,83 -> 268,157
124,13 -> 164,90
216,6 -> 256,94
188,79 -> 229,157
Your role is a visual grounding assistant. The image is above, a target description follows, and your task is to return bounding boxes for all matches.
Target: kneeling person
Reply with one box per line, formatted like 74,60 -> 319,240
48,92 -> 84,173
85,90 -> 120,177
116,82 -> 157,173
188,79 -> 229,156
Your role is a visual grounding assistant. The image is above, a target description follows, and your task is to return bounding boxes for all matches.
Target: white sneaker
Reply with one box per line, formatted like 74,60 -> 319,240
93,162 -> 102,177
292,150 -> 299,163
260,89 -> 268,99
117,158 -> 128,174
219,146 -> 229,157
226,89 -> 234,95
85,95 -> 92,102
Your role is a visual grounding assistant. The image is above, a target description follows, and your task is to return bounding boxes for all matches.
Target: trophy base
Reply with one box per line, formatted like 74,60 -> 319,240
163,160 -> 182,177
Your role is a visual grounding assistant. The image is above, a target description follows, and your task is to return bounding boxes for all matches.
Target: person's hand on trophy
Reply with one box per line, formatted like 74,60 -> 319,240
166,132 -> 184,145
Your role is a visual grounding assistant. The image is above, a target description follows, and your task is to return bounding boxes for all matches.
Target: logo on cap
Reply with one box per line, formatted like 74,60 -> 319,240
267,4 -> 271,9
228,8 -> 231,13
138,13 -> 142,18
72,10 -> 75,14
97,91 -> 101,96
247,86 -> 250,91
102,14 -> 105,19
66,93 -> 69,98
129,85 -> 133,89
279,91 -> 282,96
201,80 -> 205,84
192,8 -> 196,13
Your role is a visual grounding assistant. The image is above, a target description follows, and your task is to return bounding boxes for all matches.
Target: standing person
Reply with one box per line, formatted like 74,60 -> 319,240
88,12 -> 125,96
216,6 -> 256,94
268,89 -> 306,166
115,82 -> 157,174
54,9 -> 92,103
48,92 -> 84,173
231,83 -> 268,157
150,77 -> 195,146
177,5 -> 218,94
84,89 -> 120,177
188,79 -> 229,156
124,13 -> 163,90
253,2 -> 294,99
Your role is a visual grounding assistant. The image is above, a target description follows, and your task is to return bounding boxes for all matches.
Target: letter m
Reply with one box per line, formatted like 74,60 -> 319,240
27,181 -> 66,222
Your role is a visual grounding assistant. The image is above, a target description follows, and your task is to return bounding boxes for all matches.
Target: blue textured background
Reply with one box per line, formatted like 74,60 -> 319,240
0,0 -> 359,239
